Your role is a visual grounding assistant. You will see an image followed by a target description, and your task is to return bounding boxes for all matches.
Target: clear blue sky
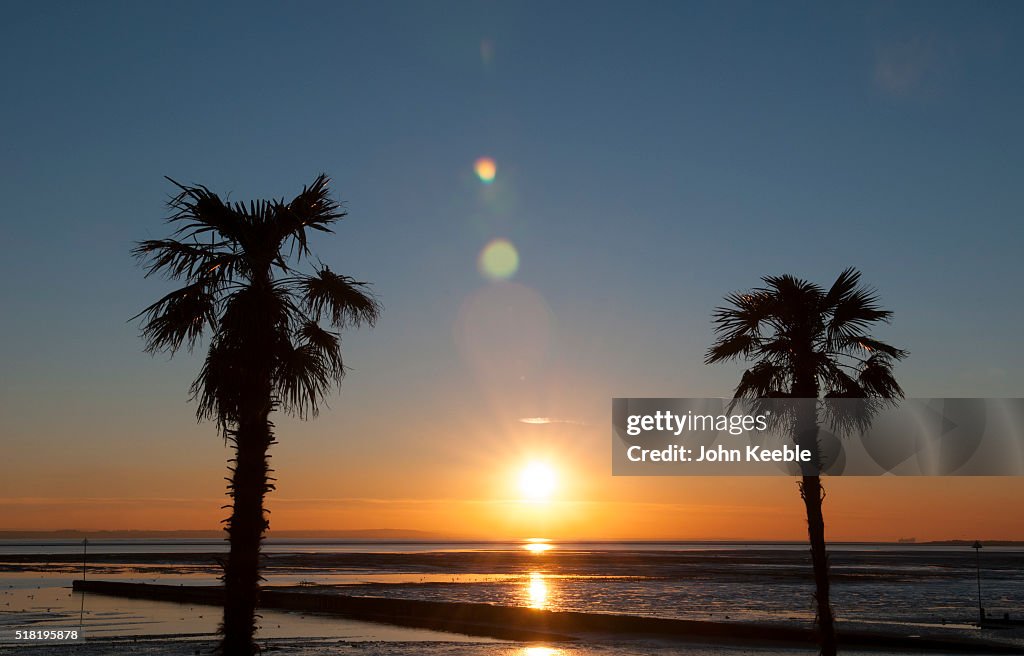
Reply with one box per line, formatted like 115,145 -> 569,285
2,1 -> 1023,533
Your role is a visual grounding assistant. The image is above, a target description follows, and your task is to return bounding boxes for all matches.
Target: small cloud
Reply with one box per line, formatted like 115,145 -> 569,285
520,417 -> 552,424
873,35 -> 948,97
519,417 -> 586,426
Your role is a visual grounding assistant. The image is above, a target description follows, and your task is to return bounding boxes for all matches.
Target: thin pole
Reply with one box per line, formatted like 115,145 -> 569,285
78,586 -> 85,627
972,540 -> 983,625
79,538 -> 87,629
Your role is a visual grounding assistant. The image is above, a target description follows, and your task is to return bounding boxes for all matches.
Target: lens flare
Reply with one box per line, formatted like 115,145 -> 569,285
474,157 -> 497,184
478,238 -> 519,280
480,39 -> 495,66
453,282 -> 551,386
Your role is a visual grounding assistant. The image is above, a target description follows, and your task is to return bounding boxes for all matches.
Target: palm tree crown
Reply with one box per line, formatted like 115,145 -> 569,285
706,267 -> 907,416
133,174 -> 380,427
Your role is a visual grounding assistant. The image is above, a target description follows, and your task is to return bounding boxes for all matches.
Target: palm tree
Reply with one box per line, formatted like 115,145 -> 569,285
133,175 -> 381,655
705,268 -> 906,656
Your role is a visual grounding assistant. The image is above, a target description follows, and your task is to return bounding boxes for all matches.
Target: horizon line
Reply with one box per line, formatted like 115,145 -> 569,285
0,529 -> 1017,545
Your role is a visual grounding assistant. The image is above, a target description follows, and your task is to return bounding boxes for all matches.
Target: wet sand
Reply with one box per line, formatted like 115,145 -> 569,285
55,580 -> 1024,654
5,636 -> 1024,656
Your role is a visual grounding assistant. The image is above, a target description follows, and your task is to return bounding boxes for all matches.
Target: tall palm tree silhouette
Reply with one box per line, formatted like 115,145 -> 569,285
706,268 -> 905,656
133,175 -> 380,655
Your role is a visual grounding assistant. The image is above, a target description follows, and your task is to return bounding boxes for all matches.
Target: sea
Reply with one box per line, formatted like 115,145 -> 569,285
0,540 -> 1022,655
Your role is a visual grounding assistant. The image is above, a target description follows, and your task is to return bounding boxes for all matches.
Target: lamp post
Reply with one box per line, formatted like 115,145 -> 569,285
972,540 -> 984,625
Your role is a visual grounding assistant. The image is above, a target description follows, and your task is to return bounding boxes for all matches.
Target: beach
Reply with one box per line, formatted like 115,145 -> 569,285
2,540 -> 1022,654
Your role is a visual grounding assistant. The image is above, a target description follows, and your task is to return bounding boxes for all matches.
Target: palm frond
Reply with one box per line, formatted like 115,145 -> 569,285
300,267 -> 381,328
272,339 -> 339,419
298,321 -> 344,371
273,174 -> 348,260
821,267 -> 860,309
136,282 -> 217,354
815,356 -> 864,397
734,361 -> 790,399
164,178 -> 244,243
831,335 -> 908,360
711,290 -> 773,339
827,285 -> 892,340
761,273 -> 824,301
132,239 -> 236,281
820,396 -> 885,435
857,354 -> 905,399
705,333 -> 758,364
191,339 -> 245,428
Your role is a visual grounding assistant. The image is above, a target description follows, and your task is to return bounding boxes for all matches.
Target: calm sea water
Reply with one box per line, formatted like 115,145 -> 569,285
1,540 -> 1022,652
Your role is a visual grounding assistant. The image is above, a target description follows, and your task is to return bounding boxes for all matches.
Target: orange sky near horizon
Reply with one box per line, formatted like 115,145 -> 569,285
3,456 -> 1023,541
4,339 -> 1024,542
3,482 -> 1023,542
4,349 -> 1024,542
2,274 -> 1022,543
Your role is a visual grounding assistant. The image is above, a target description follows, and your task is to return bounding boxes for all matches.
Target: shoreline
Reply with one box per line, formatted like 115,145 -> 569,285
68,580 -> 1024,654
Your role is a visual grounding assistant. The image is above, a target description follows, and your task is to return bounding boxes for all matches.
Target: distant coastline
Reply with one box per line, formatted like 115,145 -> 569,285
1,530 -> 1021,545
0,528 -> 447,540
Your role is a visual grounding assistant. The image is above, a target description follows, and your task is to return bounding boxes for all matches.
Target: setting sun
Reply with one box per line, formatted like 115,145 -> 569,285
519,462 -> 556,502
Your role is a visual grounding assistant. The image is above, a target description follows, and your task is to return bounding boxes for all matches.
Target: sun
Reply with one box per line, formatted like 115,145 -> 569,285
519,462 -> 556,502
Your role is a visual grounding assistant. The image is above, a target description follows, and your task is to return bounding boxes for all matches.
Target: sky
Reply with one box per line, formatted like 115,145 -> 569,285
1,1 -> 1023,541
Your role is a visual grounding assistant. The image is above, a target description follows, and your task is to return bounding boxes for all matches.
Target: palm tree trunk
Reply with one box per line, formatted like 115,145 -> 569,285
792,372 -> 837,656
800,474 -> 837,656
220,414 -> 272,656
218,273 -> 277,656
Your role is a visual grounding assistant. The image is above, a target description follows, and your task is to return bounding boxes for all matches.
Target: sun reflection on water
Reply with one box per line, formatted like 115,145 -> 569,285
522,648 -> 561,656
526,572 -> 548,609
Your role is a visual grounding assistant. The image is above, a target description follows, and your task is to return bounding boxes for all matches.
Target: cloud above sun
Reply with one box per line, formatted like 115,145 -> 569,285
519,417 -> 587,426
